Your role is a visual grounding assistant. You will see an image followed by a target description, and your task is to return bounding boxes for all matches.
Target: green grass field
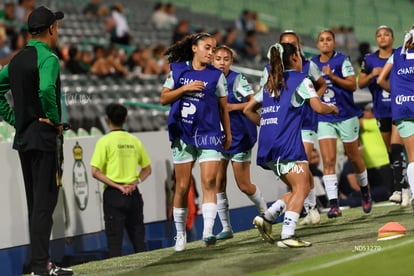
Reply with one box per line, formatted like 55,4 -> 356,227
72,202 -> 414,276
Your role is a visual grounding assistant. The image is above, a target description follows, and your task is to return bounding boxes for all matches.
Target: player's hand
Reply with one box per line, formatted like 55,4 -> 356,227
222,134 -> 232,151
39,118 -> 63,135
329,104 -> 339,115
184,80 -> 205,92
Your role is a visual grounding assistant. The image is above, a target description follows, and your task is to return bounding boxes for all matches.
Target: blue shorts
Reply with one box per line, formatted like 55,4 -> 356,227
172,138 -> 221,164
317,117 -> 359,143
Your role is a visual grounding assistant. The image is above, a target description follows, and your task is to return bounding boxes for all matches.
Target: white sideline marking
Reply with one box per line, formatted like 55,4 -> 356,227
279,234 -> 414,275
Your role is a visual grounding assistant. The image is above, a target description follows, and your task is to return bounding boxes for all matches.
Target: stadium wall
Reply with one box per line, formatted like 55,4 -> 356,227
0,130 -> 286,274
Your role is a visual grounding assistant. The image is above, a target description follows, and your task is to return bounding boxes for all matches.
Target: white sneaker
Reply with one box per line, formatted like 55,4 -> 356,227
174,233 -> 187,252
389,191 -> 402,203
401,188 -> 411,207
300,207 -> 320,225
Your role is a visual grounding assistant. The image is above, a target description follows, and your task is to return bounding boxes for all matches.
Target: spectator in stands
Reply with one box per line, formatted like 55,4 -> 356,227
65,45 -> 89,74
346,26 -> 358,50
105,3 -> 131,45
165,3 -> 178,28
251,11 -> 268,34
15,0 -> 35,24
91,103 -> 152,257
235,9 -> 255,34
0,27 -> 12,66
0,29 -> 28,67
151,2 -> 169,29
91,44 -> 105,64
83,0 -> 108,17
152,43 -> 170,76
80,49 -> 93,72
223,27 -> 243,56
127,46 -> 163,79
172,19 -> 190,44
90,44 -> 129,78
241,30 -> 260,62
0,2 -> 18,37
211,29 -> 223,46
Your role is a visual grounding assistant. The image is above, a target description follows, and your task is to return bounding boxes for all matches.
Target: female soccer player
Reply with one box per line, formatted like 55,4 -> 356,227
244,43 -> 338,248
212,45 -> 267,240
258,30 -> 327,225
160,33 -> 232,251
377,25 -> 414,212
311,29 -> 372,218
358,25 -> 409,206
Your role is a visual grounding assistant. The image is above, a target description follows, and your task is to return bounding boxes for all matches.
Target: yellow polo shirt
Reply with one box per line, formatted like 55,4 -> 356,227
90,130 -> 151,185
360,118 -> 389,169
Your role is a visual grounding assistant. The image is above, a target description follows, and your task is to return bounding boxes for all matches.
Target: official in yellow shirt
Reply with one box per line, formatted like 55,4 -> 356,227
91,103 -> 151,258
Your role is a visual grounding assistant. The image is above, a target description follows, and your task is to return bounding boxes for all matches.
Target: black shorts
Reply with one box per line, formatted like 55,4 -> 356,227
377,117 -> 392,132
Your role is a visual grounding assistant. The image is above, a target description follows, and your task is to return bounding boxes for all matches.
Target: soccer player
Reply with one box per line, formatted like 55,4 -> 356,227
311,29 -> 372,218
212,45 -> 267,240
160,33 -> 231,251
244,42 -> 338,248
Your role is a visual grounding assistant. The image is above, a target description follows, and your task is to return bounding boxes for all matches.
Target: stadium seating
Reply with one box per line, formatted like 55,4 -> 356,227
14,0 -> 407,140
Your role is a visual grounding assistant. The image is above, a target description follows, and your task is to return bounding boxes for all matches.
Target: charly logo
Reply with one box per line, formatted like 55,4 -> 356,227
73,141 -> 89,210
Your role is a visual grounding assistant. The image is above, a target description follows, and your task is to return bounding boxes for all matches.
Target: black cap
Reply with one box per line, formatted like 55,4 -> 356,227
28,6 -> 64,35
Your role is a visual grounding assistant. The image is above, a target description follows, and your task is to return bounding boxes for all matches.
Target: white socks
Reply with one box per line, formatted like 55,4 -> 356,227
356,170 -> 368,187
281,211 -> 300,239
323,174 -> 338,200
304,188 -> 316,212
248,186 -> 268,214
202,202 -> 217,238
265,199 -> 286,221
217,193 -> 232,232
407,163 -> 414,197
173,207 -> 188,235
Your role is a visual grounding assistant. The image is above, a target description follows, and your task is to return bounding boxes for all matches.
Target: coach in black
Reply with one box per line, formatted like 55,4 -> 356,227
0,6 -> 72,276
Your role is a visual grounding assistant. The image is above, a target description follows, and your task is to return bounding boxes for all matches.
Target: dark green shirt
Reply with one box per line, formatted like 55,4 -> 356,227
0,39 -> 61,151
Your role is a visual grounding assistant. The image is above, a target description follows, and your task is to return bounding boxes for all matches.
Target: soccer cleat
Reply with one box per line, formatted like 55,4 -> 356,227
389,191 -> 402,203
202,235 -> 217,247
300,207 -> 321,225
362,192 -> 372,213
401,188 -> 411,207
216,230 -> 234,240
253,215 -> 274,244
327,206 -> 342,218
47,262 -> 73,275
277,236 -> 312,248
174,233 -> 187,252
